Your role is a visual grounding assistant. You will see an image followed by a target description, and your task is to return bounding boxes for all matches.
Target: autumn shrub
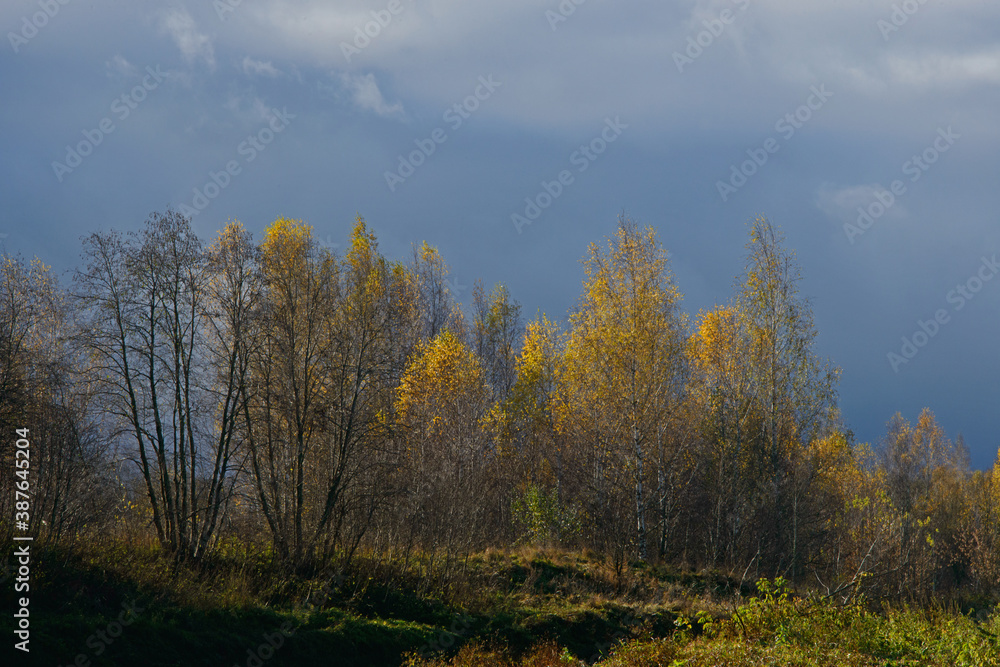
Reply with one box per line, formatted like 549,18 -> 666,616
512,484 -> 581,546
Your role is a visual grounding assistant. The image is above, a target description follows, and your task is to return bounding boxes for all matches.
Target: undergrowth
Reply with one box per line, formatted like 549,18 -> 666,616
2,537 -> 997,666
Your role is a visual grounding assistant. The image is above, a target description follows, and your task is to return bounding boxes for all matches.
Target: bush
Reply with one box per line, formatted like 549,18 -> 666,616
512,485 -> 580,546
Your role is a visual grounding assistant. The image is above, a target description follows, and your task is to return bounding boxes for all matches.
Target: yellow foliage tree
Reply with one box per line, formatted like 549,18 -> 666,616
686,217 -> 839,570
397,330 -> 488,454
395,329 -> 493,553
248,217 -> 339,566
559,216 -> 687,561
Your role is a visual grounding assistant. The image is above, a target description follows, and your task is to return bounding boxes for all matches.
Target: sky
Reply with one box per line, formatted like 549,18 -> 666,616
2,0 -> 998,467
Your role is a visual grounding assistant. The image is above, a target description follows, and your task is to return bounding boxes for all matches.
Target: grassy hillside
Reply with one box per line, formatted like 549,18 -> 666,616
4,539 -> 998,666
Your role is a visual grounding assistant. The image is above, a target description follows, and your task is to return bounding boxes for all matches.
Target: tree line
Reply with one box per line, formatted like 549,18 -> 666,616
1,211 -> 997,601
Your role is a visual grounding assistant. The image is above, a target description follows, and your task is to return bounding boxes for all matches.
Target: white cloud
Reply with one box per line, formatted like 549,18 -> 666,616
136,0 -> 1000,135
241,57 -> 281,78
105,54 -> 137,79
338,73 -> 405,120
884,49 -> 1000,88
159,8 -> 215,70
223,90 -> 275,124
816,183 -> 908,224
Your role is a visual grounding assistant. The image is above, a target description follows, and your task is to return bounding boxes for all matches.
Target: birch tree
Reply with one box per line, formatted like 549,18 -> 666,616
561,216 -> 686,561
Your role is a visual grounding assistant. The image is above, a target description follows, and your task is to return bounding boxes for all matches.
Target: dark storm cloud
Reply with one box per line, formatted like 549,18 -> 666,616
1,0 -> 998,465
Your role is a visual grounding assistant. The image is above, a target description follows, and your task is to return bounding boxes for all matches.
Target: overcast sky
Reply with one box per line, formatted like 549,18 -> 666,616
2,0 -> 998,467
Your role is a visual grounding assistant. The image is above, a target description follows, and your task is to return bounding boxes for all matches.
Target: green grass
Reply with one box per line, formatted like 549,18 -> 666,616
3,539 -> 998,666
409,578 -> 1000,667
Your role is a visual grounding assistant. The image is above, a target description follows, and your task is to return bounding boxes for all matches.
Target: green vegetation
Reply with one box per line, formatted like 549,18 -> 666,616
5,539 -> 997,666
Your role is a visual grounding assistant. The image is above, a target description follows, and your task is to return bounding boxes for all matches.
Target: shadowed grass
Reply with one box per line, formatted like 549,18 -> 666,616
4,538 -> 996,666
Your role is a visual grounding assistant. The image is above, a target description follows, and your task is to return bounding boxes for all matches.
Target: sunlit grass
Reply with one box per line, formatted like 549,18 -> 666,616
10,538 -> 998,666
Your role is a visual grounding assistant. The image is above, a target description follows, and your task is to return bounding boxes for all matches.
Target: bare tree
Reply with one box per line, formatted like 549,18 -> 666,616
244,216 -> 405,569
74,211 -> 241,559
1,254 -> 116,543
471,281 -> 521,405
